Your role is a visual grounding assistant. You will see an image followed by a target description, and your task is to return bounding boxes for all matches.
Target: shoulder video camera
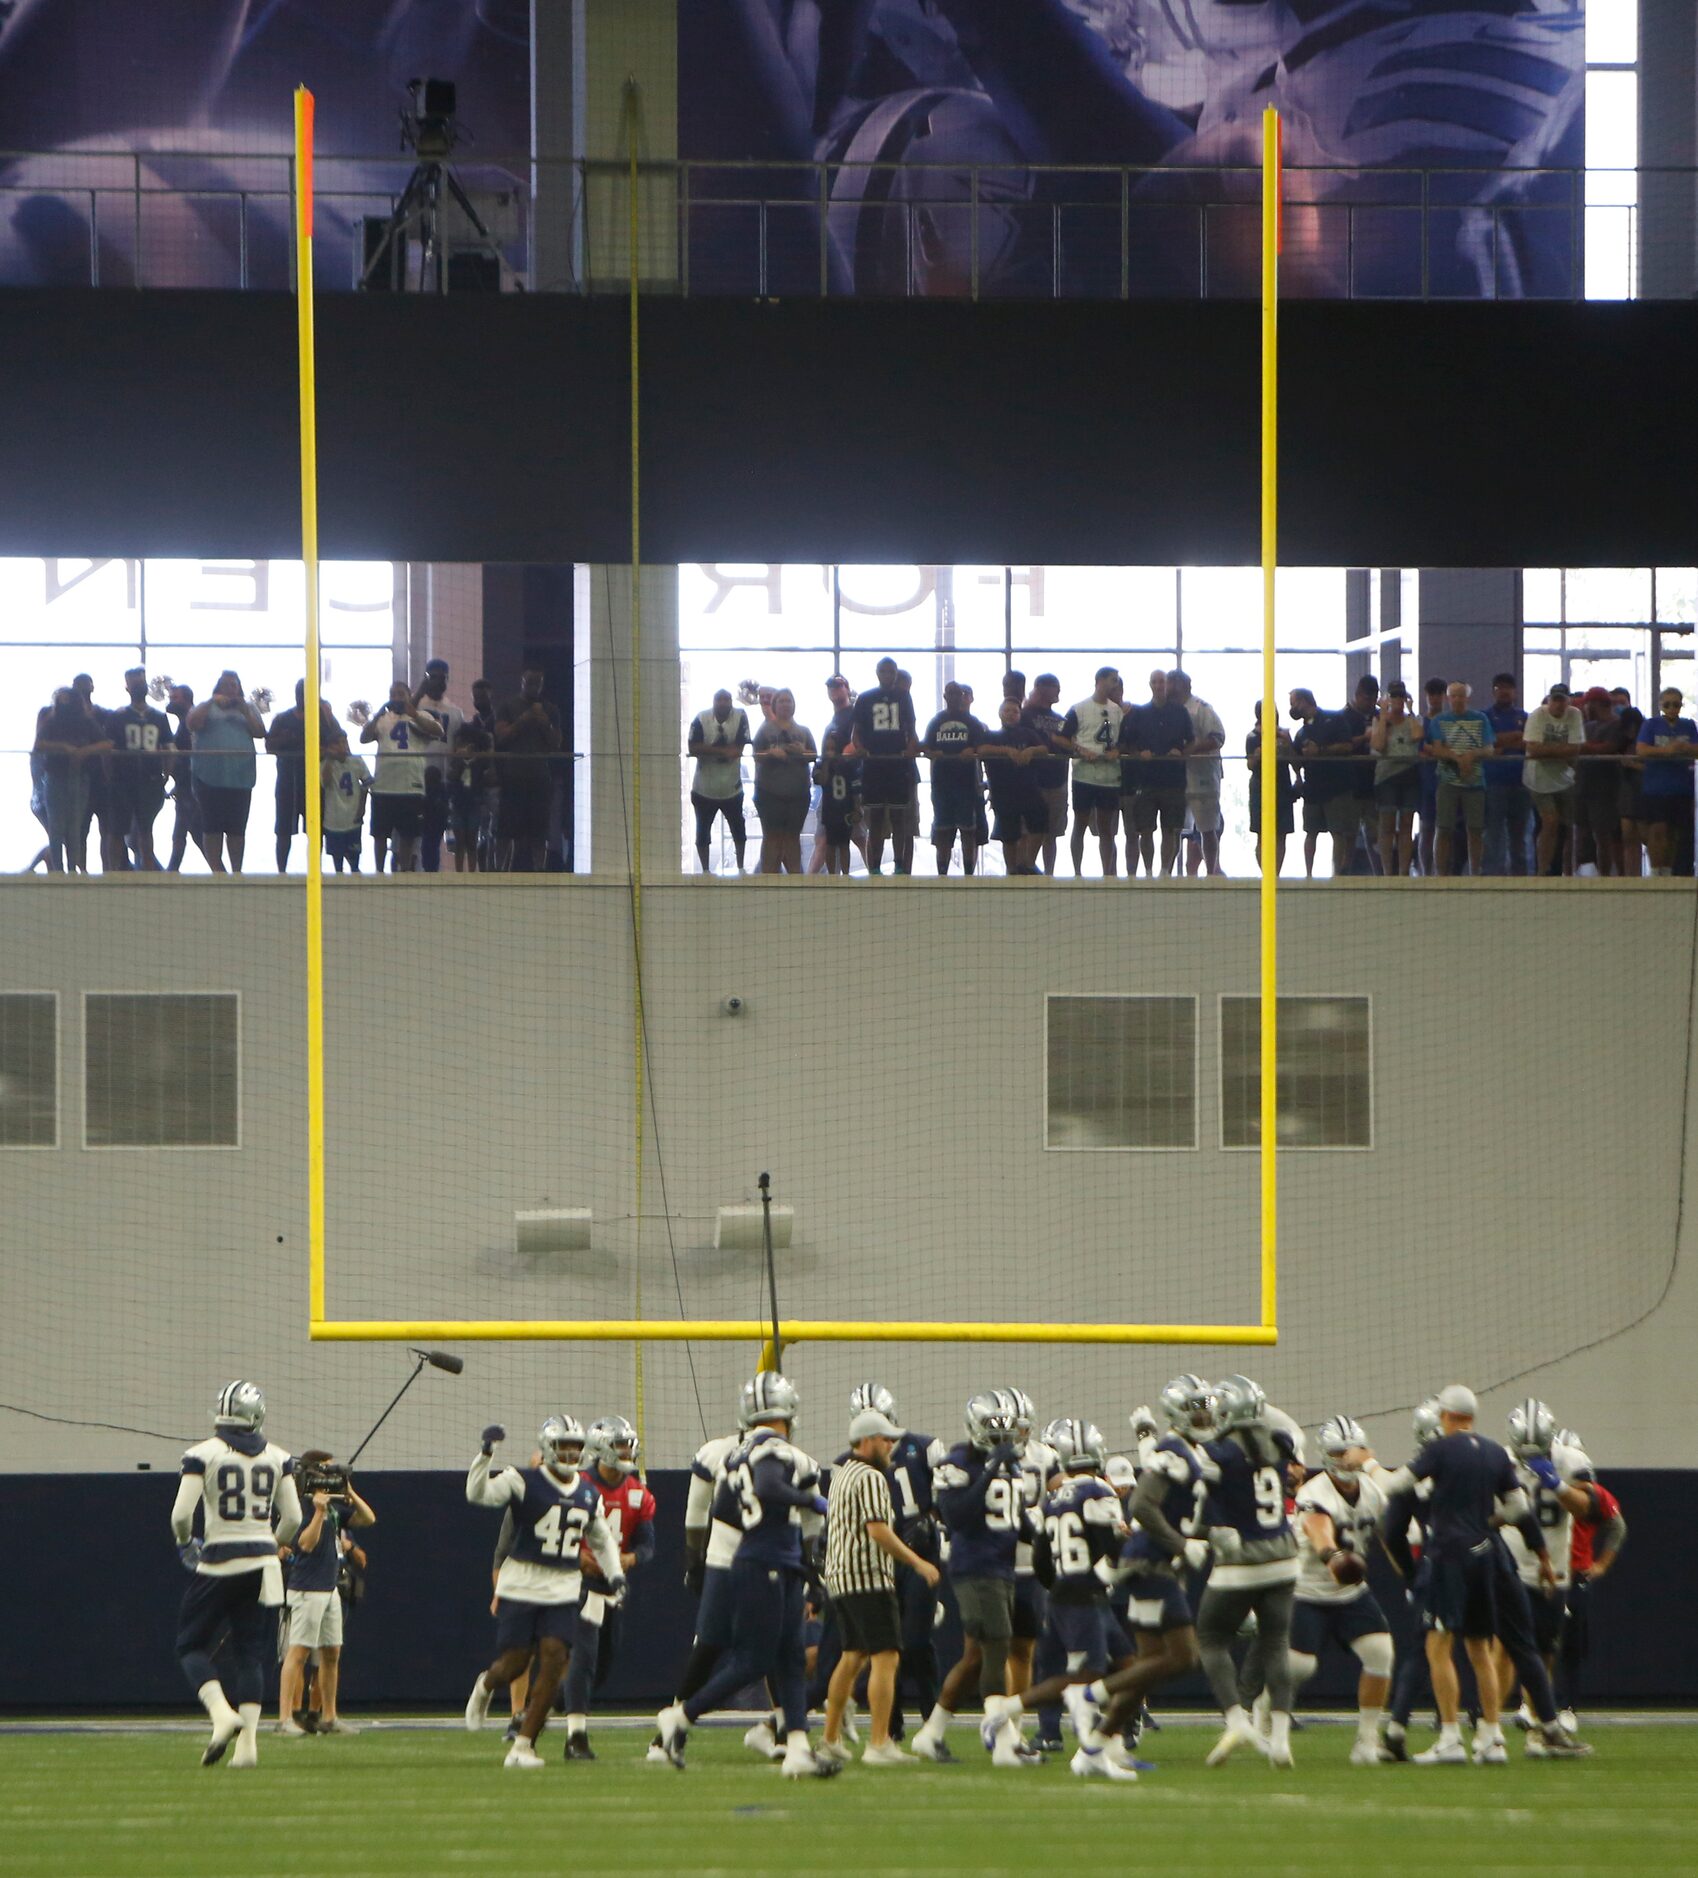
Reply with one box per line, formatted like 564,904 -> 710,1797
299,1460 -> 350,1501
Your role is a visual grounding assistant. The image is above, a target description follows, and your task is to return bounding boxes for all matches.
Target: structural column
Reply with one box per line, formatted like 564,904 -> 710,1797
581,562 -> 681,877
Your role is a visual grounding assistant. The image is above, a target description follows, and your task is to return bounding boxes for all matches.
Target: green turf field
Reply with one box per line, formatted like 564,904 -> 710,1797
3,1720 -> 1693,1877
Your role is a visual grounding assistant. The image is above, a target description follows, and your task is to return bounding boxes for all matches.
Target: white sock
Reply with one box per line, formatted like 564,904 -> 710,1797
1357,1709 -> 1380,1744
1252,1690 -> 1273,1731
786,1728 -> 810,1752
916,1703 -> 952,1742
1085,1680 -> 1108,1708
515,1733 -> 533,1751
1224,1703 -> 1252,1733
1477,1720 -> 1503,1746
1437,1723 -> 1461,1747
198,1681 -> 238,1730
1269,1710 -> 1291,1753
238,1703 -> 260,1746
566,1713 -> 587,1735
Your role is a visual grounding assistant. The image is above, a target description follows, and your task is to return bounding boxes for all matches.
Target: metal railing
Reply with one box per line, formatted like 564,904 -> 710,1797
0,150 -> 1680,300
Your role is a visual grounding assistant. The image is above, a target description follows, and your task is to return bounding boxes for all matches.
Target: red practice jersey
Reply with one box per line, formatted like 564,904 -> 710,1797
1570,1481 -> 1621,1576
580,1472 -> 656,1579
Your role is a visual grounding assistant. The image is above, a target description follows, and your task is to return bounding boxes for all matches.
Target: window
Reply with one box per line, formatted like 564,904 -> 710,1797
84,993 -> 240,1149
0,992 -> 58,1148
1045,995 -> 1197,1151
1219,996 -> 1372,1150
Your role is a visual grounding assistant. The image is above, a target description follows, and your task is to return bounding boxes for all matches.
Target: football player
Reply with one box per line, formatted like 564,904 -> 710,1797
1005,1387 -> 1060,1699
172,1380 -> 303,1768
1069,1377 -> 1211,1753
657,1376 -> 838,1779
912,1391 -> 1039,1766
1371,1396 -> 1442,1761
988,1420 -> 1137,1781
464,1416 -> 625,1768
1290,1416 -> 1394,1765
1195,1376 -> 1301,1768
1557,1428 -> 1626,1730
560,1415 -> 655,1760
1498,1400 -> 1595,1732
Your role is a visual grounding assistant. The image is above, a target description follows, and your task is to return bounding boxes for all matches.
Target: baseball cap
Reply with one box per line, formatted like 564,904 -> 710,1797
424,657 -> 449,675
1436,1384 -> 1478,1417
849,1408 -> 901,1443
1581,685 -> 1611,705
1548,682 -> 1570,699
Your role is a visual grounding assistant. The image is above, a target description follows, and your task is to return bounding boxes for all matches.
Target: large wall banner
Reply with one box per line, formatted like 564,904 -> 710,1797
680,1 -> 1587,299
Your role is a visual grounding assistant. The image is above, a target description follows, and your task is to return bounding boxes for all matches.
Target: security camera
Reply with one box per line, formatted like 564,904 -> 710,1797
721,995 -> 747,1017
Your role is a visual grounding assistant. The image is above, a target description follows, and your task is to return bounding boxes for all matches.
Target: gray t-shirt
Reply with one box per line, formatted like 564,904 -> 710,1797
752,720 -> 817,800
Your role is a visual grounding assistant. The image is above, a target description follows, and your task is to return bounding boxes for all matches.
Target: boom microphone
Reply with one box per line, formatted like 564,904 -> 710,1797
346,1348 -> 466,1468
415,1348 -> 465,1374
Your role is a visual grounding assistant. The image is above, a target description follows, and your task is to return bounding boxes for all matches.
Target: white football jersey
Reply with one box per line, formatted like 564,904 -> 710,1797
686,1431 -> 744,1567
1066,697 -> 1124,788
1014,1440 -> 1061,1576
176,1434 -> 300,1577
370,706 -> 431,795
1293,1469 -> 1385,1605
1502,1440 -> 1590,1588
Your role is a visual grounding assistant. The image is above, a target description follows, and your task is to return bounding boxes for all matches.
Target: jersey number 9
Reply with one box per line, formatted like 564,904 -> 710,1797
1253,1466 -> 1285,1530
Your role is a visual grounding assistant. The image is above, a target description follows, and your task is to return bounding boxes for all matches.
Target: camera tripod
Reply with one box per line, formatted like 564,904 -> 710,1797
360,157 -> 509,292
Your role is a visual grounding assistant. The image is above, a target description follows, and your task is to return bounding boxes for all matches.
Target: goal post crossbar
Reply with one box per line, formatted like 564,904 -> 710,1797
309,1318 -> 1278,1346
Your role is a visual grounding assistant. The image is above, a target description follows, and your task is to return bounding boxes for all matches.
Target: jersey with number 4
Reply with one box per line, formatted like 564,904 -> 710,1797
1293,1470 -> 1386,1606
1202,1429 -> 1299,1586
582,1472 -> 657,1581
933,1443 -> 1026,1580
178,1434 -> 299,1573
1042,1476 -> 1125,1605
467,1452 -> 619,1604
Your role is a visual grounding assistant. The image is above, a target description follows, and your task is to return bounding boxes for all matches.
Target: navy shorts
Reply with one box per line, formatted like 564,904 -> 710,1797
695,1564 -> 737,1650
176,1569 -> 271,1666
324,828 -> 361,864
1526,1583 -> 1566,1655
1046,1600 -> 1113,1677
1291,1592 -> 1389,1658
1072,780 -> 1117,822
1013,1575 -> 1046,1641
1122,1571 -> 1192,1633
494,1597 -> 578,1655
930,776 -> 980,836
1421,1545 -> 1538,1647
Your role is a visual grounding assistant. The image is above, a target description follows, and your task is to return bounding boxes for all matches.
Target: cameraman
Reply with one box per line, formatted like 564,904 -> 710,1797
278,1450 -> 375,1735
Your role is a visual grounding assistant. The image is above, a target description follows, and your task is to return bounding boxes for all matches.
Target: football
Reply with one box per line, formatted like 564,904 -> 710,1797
1330,1550 -> 1368,1587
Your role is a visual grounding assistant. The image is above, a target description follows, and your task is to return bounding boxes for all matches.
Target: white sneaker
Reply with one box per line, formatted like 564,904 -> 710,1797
1413,1739 -> 1468,1765
1205,1717 -> 1271,1768
504,1742 -> 545,1769
862,1740 -> 916,1766
1558,1709 -> 1579,1734
201,1715 -> 241,1767
843,1699 -> 861,1745
1063,1684 -> 1102,1749
817,1737 -> 852,1765
1474,1739 -> 1508,1765
743,1719 -> 783,1762
318,1718 -> 360,1735
276,1719 -> 309,1737
781,1744 -> 842,1779
464,1674 -> 493,1732
1070,1746 -> 1137,1783
1348,1739 -> 1386,1766
1513,1702 -> 1536,1732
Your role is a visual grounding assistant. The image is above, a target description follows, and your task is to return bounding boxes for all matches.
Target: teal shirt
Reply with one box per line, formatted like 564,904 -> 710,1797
191,702 -> 258,790
1428,708 -> 1492,789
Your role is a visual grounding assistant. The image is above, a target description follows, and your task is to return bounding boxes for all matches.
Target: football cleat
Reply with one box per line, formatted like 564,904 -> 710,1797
644,1737 -> 671,1765
1205,1715 -> 1271,1767
564,1732 -> 595,1761
277,1719 -> 309,1737
861,1739 -> 916,1766
1381,1726 -> 1409,1762
842,1698 -> 861,1745
230,1736 -> 257,1771
657,1703 -> 689,1769
1513,1702 -> 1536,1731
1474,1739 -> 1508,1765
1558,1709 -> 1579,1733
1033,1736 -> 1064,1754
201,1716 -> 241,1767
817,1737 -> 852,1765
504,1741 -> 545,1769
743,1719 -> 785,1761
1063,1683 -> 1103,1749
1070,1745 -> 1137,1782
781,1744 -> 843,1779
464,1673 -> 493,1732
1536,1726 -> 1594,1758
1412,1739 -> 1469,1764
1349,1738 -> 1388,1766
911,1733 -> 955,1763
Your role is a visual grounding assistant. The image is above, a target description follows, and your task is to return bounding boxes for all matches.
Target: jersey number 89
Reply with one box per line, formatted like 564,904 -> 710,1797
215,1463 -> 275,1524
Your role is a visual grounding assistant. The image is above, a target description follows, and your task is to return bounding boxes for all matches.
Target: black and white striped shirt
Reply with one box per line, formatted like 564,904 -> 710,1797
825,1456 -> 895,1598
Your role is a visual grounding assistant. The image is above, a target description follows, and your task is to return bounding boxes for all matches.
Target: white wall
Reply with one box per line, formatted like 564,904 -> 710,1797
2,876 -> 1692,1474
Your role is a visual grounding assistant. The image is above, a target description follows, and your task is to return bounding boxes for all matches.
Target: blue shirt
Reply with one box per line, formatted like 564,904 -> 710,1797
1427,708 -> 1493,788
1041,1475 -> 1122,1605
712,1428 -> 818,1568
287,1499 -> 343,1593
191,702 -> 258,790
1638,715 -> 1698,798
934,1441 -> 1025,1580
885,1431 -> 937,1535
1483,702 -> 1527,789
1408,1431 -> 1520,1559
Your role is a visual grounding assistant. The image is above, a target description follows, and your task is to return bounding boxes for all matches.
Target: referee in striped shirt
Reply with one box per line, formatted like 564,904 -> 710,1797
821,1409 -> 941,1765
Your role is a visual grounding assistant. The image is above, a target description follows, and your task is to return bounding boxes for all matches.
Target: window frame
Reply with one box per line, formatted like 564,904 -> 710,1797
81,989 -> 243,1152
1216,992 -> 1374,1153
1042,992 -> 1201,1154
0,989 -> 60,1151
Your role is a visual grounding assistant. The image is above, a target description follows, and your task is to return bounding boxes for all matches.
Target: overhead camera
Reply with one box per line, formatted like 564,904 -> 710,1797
722,995 -> 747,1017
400,76 -> 460,161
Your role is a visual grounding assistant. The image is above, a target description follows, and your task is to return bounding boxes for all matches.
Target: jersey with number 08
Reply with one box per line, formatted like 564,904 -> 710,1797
467,1451 -> 620,1605
176,1433 -> 302,1573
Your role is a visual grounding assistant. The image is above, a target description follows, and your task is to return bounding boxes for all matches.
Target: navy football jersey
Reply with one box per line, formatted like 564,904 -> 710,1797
886,1431 -> 937,1535
1123,1433 -> 1204,1572
1042,1476 -> 1124,1605
933,1442 -> 1025,1580
852,686 -> 916,756
506,1468 -> 604,1571
1203,1429 -> 1298,1563
713,1427 -> 819,1567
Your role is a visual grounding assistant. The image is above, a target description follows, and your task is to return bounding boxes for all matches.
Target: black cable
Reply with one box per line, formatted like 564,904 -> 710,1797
601,563 -> 709,1441
0,1401 -> 193,1444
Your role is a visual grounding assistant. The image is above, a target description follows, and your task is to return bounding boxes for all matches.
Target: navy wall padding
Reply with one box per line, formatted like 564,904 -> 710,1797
0,1468 -> 1690,1711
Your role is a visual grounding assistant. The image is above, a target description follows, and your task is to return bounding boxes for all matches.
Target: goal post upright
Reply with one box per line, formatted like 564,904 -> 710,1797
1259,105 -> 1281,1338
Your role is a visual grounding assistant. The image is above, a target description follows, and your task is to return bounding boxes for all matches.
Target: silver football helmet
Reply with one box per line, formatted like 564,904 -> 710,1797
1317,1414 -> 1368,1480
538,1414 -> 585,1468
1555,1425 -> 1584,1453
1211,1375 -> 1267,1433
1411,1397 -> 1443,1450
1507,1398 -> 1556,1459
964,1389 -> 1020,1450
1048,1417 -> 1108,1475
849,1382 -> 897,1423
584,1414 -> 640,1476
213,1380 -> 265,1431
1003,1388 -> 1036,1442
1157,1374 -> 1216,1439
739,1373 -> 801,1430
